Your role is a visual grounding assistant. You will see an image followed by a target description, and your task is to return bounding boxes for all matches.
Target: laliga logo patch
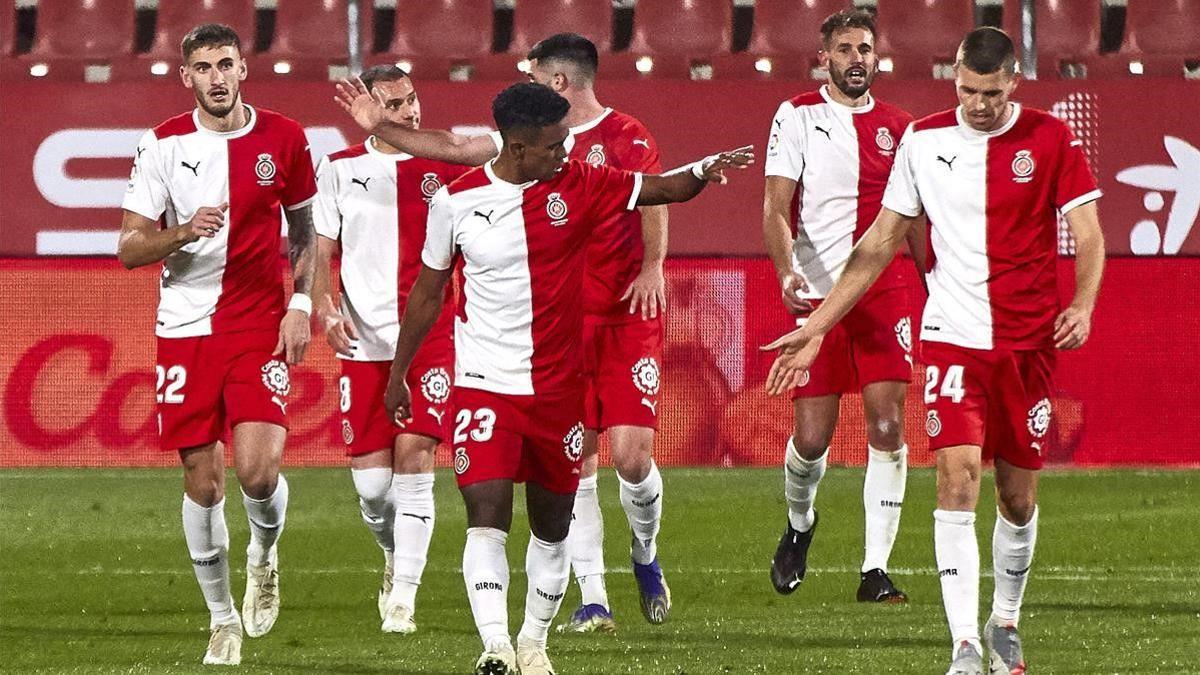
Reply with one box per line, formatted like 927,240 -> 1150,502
420,367 -> 451,405
631,357 -> 661,396
894,317 -> 913,353
1026,397 -> 1052,439
585,143 -> 606,166
341,419 -> 354,445
875,127 -> 895,155
1012,150 -> 1035,183
768,133 -> 780,153
926,410 -> 943,437
255,153 -> 277,186
420,172 -> 442,204
260,360 -> 291,396
563,422 -> 584,462
546,192 -> 569,226
453,447 -> 470,475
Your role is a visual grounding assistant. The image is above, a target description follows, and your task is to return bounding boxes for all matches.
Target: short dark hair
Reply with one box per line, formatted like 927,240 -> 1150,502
181,23 -> 242,61
527,33 -> 599,82
957,27 -> 1017,75
359,64 -> 409,92
492,82 -> 571,138
820,9 -> 877,47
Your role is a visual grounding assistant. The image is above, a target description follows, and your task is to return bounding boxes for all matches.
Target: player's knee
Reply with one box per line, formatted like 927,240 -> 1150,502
612,444 -> 652,483
866,417 -> 904,452
790,433 -> 831,461
997,491 -> 1037,525
354,480 -> 392,514
239,473 -> 278,501
937,468 -> 980,510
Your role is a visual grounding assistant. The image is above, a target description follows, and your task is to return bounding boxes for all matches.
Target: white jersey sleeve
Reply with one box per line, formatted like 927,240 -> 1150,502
881,122 -> 922,217
421,186 -> 455,271
764,101 -> 805,181
121,129 -> 169,221
312,156 -> 342,240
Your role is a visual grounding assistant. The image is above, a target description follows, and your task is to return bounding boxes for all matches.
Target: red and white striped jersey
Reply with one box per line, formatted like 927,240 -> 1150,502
123,106 -> 317,338
882,104 -> 1101,351
422,159 -> 642,396
313,139 -> 468,362
764,86 -> 913,300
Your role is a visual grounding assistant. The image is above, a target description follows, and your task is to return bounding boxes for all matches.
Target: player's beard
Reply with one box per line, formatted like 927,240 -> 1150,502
197,85 -> 239,119
830,63 -> 874,100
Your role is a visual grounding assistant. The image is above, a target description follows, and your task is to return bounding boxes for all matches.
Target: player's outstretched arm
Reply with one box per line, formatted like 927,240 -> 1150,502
762,175 -> 811,315
334,77 -> 499,166
275,205 -> 317,365
385,265 -> 454,425
637,145 -> 755,205
117,205 -> 227,269
1056,201 -> 1105,349
761,207 -> 917,395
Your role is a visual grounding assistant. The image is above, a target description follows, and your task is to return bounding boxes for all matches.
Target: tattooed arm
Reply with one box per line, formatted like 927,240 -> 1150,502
276,204 -> 317,365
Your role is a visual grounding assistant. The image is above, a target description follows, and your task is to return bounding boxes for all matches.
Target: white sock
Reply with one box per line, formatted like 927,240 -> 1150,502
934,509 -> 981,649
518,536 -> 570,649
391,473 -> 436,611
862,445 -> 908,572
784,440 -> 826,532
182,495 -> 238,628
566,474 -> 609,607
618,462 -> 663,565
243,474 -> 289,567
351,467 -> 395,553
463,527 -> 511,650
992,506 -> 1038,627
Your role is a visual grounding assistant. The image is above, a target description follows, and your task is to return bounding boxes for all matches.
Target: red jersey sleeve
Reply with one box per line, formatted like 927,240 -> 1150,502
1053,122 -> 1101,214
610,119 -> 663,174
282,124 -> 318,209
581,162 -> 642,223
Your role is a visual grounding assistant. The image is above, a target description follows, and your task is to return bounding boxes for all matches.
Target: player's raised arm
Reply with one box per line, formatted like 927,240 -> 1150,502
636,145 -> 755,205
335,77 -> 499,166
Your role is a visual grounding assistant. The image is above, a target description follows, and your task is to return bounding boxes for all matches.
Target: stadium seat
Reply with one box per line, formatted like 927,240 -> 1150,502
744,0 -> 854,78
874,0 -> 975,78
624,0 -> 733,79
510,0 -> 613,56
1,0 -> 14,56
1034,0 -> 1105,78
384,0 -> 514,80
147,0 -> 257,61
19,0 -> 135,80
1125,0 -> 1200,77
269,0 -> 351,79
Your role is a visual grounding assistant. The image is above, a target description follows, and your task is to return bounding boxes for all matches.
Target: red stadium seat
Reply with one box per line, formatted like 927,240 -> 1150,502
745,0 -> 859,78
510,0 -> 612,56
1,0 -> 14,56
624,0 -> 733,78
1034,0 -> 1103,77
874,0 -> 975,78
269,0 -> 349,79
17,0 -> 134,80
147,0 -> 257,61
1125,0 -> 1200,77
384,0 -> 512,80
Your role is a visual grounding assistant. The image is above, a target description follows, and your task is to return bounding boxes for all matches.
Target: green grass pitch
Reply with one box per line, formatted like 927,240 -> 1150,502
1,468 -> 1196,673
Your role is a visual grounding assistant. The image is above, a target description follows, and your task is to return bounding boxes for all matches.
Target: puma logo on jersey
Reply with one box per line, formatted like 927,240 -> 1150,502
136,146 -> 146,159
351,177 -> 371,191
473,209 -> 495,224
641,397 -> 658,416
181,160 -> 200,176
937,155 -> 957,170
633,138 -> 650,148
813,125 -> 832,140
427,407 -> 445,425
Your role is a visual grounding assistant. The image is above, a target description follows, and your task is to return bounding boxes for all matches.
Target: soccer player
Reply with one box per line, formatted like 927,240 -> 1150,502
379,82 -> 750,675
762,10 -> 917,604
117,24 -> 318,666
312,65 -> 468,634
763,28 -> 1104,675
336,34 -> 673,631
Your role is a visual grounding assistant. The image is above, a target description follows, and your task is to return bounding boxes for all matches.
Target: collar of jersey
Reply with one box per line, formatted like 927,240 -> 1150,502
365,135 -> 413,163
192,104 -> 257,138
484,159 -> 539,189
819,85 -> 875,114
956,102 -> 1022,138
570,107 -> 613,134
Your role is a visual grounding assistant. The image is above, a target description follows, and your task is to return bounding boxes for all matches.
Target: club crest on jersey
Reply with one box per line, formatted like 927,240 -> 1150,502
1026,397 -> 1052,439
926,410 -> 943,437
631,357 -> 661,396
563,422 -> 584,462
585,144 -> 606,166
894,317 -> 912,353
420,172 -> 442,204
875,127 -> 895,155
341,419 -> 354,445
454,447 -> 470,474
260,360 -> 290,396
1011,150 -> 1035,183
420,367 -> 451,405
546,192 -> 569,226
255,153 -> 277,186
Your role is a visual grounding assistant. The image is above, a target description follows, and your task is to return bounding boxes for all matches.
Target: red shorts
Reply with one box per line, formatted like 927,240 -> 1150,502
583,316 -> 663,431
791,286 -> 914,398
451,387 -> 585,495
920,341 -> 1056,471
155,329 -> 289,451
337,340 -> 453,456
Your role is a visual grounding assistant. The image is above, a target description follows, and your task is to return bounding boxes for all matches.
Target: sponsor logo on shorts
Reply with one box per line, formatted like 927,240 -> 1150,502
894,317 -> 912,353
631,357 -> 661,396
260,360 -> 291,396
427,407 -> 445,425
563,422 -> 584,462
926,410 -> 943,437
454,447 -> 470,475
640,397 -> 658,416
341,419 -> 354,445
420,367 -> 451,405
1027,397 -> 1052,439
